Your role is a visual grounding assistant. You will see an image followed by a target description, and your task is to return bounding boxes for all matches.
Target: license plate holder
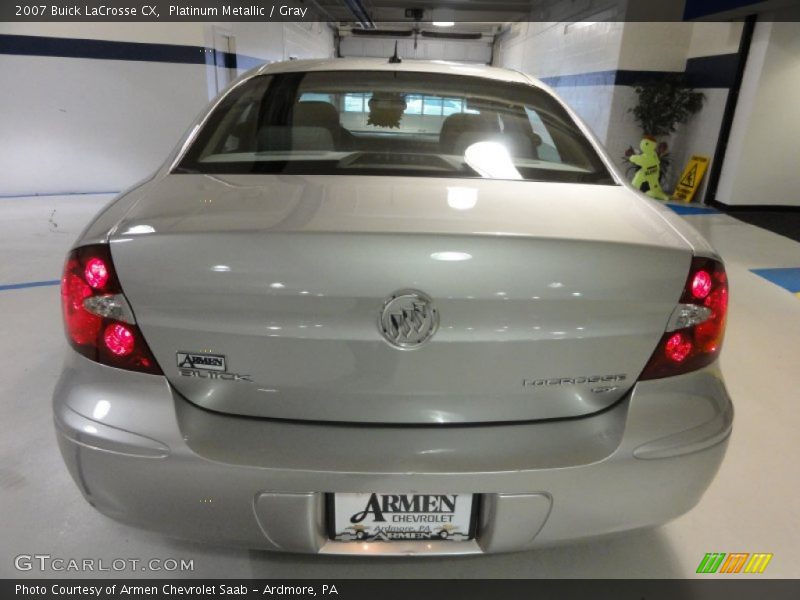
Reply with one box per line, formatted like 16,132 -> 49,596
328,493 -> 478,542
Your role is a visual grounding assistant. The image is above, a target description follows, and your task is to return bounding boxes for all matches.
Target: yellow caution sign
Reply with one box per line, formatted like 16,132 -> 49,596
673,155 -> 710,203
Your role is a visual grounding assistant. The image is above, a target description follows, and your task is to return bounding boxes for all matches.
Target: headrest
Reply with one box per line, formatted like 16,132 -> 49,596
292,101 -> 341,129
439,113 -> 500,155
257,126 -> 335,153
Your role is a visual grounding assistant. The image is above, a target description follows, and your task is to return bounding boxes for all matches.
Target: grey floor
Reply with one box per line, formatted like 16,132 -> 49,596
1,194 -> 798,578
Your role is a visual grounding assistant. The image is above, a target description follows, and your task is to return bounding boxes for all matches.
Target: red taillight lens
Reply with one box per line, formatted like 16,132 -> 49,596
104,323 -> 135,356
665,332 -> 693,363
84,257 -> 109,289
690,270 -> 712,300
639,257 -> 728,380
60,245 -> 162,375
62,267 -> 101,345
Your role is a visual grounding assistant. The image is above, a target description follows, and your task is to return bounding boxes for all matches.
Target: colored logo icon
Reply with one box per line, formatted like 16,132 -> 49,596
696,552 -> 773,574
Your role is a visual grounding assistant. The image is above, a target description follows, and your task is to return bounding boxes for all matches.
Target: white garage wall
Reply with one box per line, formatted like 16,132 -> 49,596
0,22 -> 207,45
0,54 -> 208,196
664,21 -> 743,202
0,23 -> 334,196
493,19 -> 744,199
605,22 -> 693,190
717,16 -> 800,207
493,20 -> 625,141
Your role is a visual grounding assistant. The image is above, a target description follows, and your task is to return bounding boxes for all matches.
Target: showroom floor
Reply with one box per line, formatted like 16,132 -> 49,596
1,193 -> 798,578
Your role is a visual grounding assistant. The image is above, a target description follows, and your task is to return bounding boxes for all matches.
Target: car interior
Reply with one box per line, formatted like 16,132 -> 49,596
254,99 -> 544,160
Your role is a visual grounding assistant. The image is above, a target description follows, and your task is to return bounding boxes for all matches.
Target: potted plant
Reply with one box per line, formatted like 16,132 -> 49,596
625,75 -> 705,191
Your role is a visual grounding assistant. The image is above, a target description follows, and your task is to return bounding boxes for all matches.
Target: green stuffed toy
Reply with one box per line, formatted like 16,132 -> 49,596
628,136 -> 669,201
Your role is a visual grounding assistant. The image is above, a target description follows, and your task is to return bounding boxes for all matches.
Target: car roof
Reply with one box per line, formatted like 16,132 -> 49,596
255,57 -> 537,87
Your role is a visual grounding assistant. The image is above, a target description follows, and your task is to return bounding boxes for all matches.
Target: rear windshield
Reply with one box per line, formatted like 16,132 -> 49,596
177,70 -> 615,184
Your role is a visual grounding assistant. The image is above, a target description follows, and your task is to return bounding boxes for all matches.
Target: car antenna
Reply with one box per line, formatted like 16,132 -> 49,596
389,41 -> 402,64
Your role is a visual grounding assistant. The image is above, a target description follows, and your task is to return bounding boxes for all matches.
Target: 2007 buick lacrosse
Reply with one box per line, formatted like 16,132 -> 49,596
53,58 -> 732,554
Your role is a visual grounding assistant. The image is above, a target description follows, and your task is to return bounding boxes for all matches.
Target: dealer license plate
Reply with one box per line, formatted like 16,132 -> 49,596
330,493 -> 476,542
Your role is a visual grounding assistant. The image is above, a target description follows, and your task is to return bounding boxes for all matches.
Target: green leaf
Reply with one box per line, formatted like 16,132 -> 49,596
629,75 -> 705,137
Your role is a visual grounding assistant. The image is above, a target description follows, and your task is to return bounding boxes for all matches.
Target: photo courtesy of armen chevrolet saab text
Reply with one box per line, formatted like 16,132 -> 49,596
53,57 -> 732,555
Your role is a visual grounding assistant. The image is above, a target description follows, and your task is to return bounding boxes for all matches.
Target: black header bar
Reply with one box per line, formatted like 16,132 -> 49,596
2,0 -> 800,23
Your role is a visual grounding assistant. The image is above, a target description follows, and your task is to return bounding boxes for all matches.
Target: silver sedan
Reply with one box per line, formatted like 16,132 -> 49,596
53,58 -> 732,555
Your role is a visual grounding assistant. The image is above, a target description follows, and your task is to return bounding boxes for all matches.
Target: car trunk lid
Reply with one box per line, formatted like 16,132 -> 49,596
109,174 -> 691,424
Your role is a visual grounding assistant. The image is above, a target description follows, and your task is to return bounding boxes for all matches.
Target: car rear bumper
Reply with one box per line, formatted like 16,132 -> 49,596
53,352 -> 732,555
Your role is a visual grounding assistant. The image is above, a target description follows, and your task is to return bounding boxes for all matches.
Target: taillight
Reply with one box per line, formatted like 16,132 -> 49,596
639,256 -> 728,380
60,245 -> 162,375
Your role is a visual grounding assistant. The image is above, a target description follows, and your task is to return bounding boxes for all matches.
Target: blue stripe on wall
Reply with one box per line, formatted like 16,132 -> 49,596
540,70 -> 616,87
0,191 -> 120,199
0,33 -> 265,70
0,33 -> 211,64
0,279 -> 60,292
541,54 -> 739,90
685,54 -> 740,89
683,0 -> 762,20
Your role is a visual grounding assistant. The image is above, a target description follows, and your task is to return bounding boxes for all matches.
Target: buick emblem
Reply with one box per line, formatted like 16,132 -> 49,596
379,289 -> 439,349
